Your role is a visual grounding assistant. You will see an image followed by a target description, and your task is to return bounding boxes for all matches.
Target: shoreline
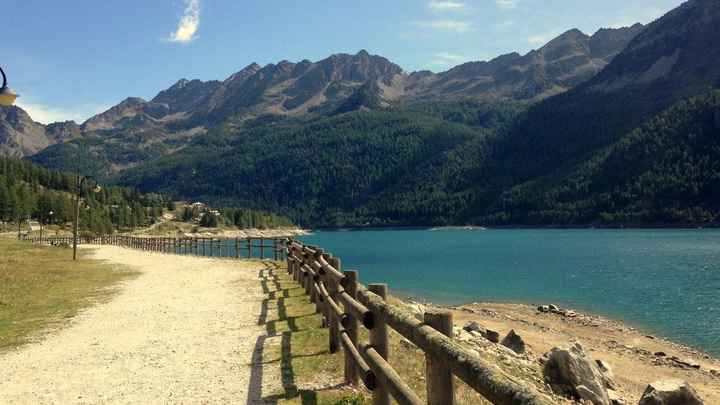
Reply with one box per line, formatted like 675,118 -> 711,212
395,297 -> 720,403
394,291 -> 719,360
305,225 -> 720,232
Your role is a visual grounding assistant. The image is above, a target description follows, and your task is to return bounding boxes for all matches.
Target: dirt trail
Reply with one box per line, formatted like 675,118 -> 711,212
0,246 -> 280,404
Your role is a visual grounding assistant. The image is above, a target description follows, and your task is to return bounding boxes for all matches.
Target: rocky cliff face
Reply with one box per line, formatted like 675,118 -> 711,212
0,106 -> 50,157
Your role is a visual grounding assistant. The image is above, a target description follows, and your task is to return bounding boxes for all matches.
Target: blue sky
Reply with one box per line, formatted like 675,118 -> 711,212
3,0 -> 684,124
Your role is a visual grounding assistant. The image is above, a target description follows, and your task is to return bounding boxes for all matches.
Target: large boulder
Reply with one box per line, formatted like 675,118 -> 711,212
543,342 -> 610,405
638,380 -> 703,405
595,359 -> 618,390
500,329 -> 526,354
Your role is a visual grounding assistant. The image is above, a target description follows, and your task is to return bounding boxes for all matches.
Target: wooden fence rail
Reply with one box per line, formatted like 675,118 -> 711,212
284,239 -> 554,405
20,234 -> 285,261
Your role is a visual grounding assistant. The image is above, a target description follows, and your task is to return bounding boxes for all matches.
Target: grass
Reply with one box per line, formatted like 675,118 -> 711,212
0,239 -> 137,350
257,264 -> 495,405
257,263 -> 365,405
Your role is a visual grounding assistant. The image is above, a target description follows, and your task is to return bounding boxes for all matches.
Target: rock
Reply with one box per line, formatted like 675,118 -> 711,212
607,389 -> 625,405
484,328 -> 500,343
564,310 -> 578,318
638,380 -> 703,405
549,304 -> 560,312
406,302 -> 425,321
496,343 -> 521,358
463,321 -> 483,333
469,330 -> 485,339
462,321 -> 499,343
538,305 -> 550,312
501,329 -> 526,354
654,351 -> 667,357
543,342 -> 611,405
670,357 -> 701,370
595,359 -> 617,390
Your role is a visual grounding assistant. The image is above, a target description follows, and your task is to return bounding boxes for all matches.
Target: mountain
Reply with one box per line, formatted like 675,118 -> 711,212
0,106 -> 54,157
105,0 -> 720,227
11,0 -> 720,227
474,0 -> 720,198
5,24 -> 641,163
406,24 -> 645,102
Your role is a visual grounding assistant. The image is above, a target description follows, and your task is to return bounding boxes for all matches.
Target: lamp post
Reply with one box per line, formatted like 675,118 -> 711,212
73,171 -> 102,260
0,67 -> 19,106
39,210 -> 53,243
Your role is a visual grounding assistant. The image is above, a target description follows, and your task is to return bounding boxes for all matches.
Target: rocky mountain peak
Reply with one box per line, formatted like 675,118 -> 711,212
46,120 -> 81,142
0,105 -> 49,156
590,23 -> 646,61
587,0 -> 720,96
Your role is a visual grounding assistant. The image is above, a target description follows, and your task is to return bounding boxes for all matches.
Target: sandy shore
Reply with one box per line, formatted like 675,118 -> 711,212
433,301 -> 720,404
0,246 -> 279,404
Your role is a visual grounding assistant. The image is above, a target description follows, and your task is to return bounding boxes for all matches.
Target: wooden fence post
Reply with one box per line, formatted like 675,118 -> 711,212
369,283 -> 390,405
425,311 -> 455,405
343,270 -> 359,386
327,256 -> 341,354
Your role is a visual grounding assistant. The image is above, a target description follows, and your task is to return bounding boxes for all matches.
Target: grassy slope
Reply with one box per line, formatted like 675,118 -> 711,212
0,239 -> 137,350
261,264 -> 495,405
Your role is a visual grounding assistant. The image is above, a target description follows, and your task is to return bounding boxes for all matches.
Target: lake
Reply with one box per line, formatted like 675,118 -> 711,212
298,229 -> 720,356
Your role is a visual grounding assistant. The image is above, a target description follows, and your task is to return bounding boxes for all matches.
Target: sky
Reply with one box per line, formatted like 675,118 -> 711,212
2,0 -> 685,124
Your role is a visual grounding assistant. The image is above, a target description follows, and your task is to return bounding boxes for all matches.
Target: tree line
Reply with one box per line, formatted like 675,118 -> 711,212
0,156 -> 166,234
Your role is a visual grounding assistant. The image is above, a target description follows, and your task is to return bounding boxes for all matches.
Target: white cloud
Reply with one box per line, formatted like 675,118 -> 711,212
428,1 -> 466,12
430,52 -> 468,66
415,20 -> 474,33
168,0 -> 200,43
495,0 -> 519,10
16,99 -> 110,125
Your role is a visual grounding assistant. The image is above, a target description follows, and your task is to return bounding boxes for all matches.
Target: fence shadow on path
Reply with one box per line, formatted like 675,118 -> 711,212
247,262 -> 334,405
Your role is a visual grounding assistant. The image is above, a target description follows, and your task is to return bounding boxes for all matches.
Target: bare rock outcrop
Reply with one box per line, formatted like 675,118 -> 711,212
543,342 -> 610,405
638,380 -> 703,405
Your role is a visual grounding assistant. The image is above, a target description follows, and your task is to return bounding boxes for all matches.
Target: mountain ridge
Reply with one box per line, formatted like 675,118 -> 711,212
1,24 -> 645,159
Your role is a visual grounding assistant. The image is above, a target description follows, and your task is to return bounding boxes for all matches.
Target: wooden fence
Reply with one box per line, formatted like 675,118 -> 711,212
21,234 -> 285,260
284,239 -> 554,405
19,233 -> 552,404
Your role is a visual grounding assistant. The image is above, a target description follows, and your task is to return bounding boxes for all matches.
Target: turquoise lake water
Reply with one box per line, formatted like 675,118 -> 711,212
298,229 -> 720,356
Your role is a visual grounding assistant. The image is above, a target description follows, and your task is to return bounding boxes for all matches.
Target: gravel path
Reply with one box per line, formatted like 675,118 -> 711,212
0,246 -> 279,404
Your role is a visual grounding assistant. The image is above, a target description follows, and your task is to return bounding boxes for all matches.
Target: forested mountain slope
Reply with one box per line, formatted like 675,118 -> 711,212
112,0 -> 720,227
478,90 -> 720,225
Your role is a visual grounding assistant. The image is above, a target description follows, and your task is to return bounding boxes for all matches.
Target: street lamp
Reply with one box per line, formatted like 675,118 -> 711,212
73,171 -> 102,260
40,210 -> 54,242
0,67 -> 19,106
